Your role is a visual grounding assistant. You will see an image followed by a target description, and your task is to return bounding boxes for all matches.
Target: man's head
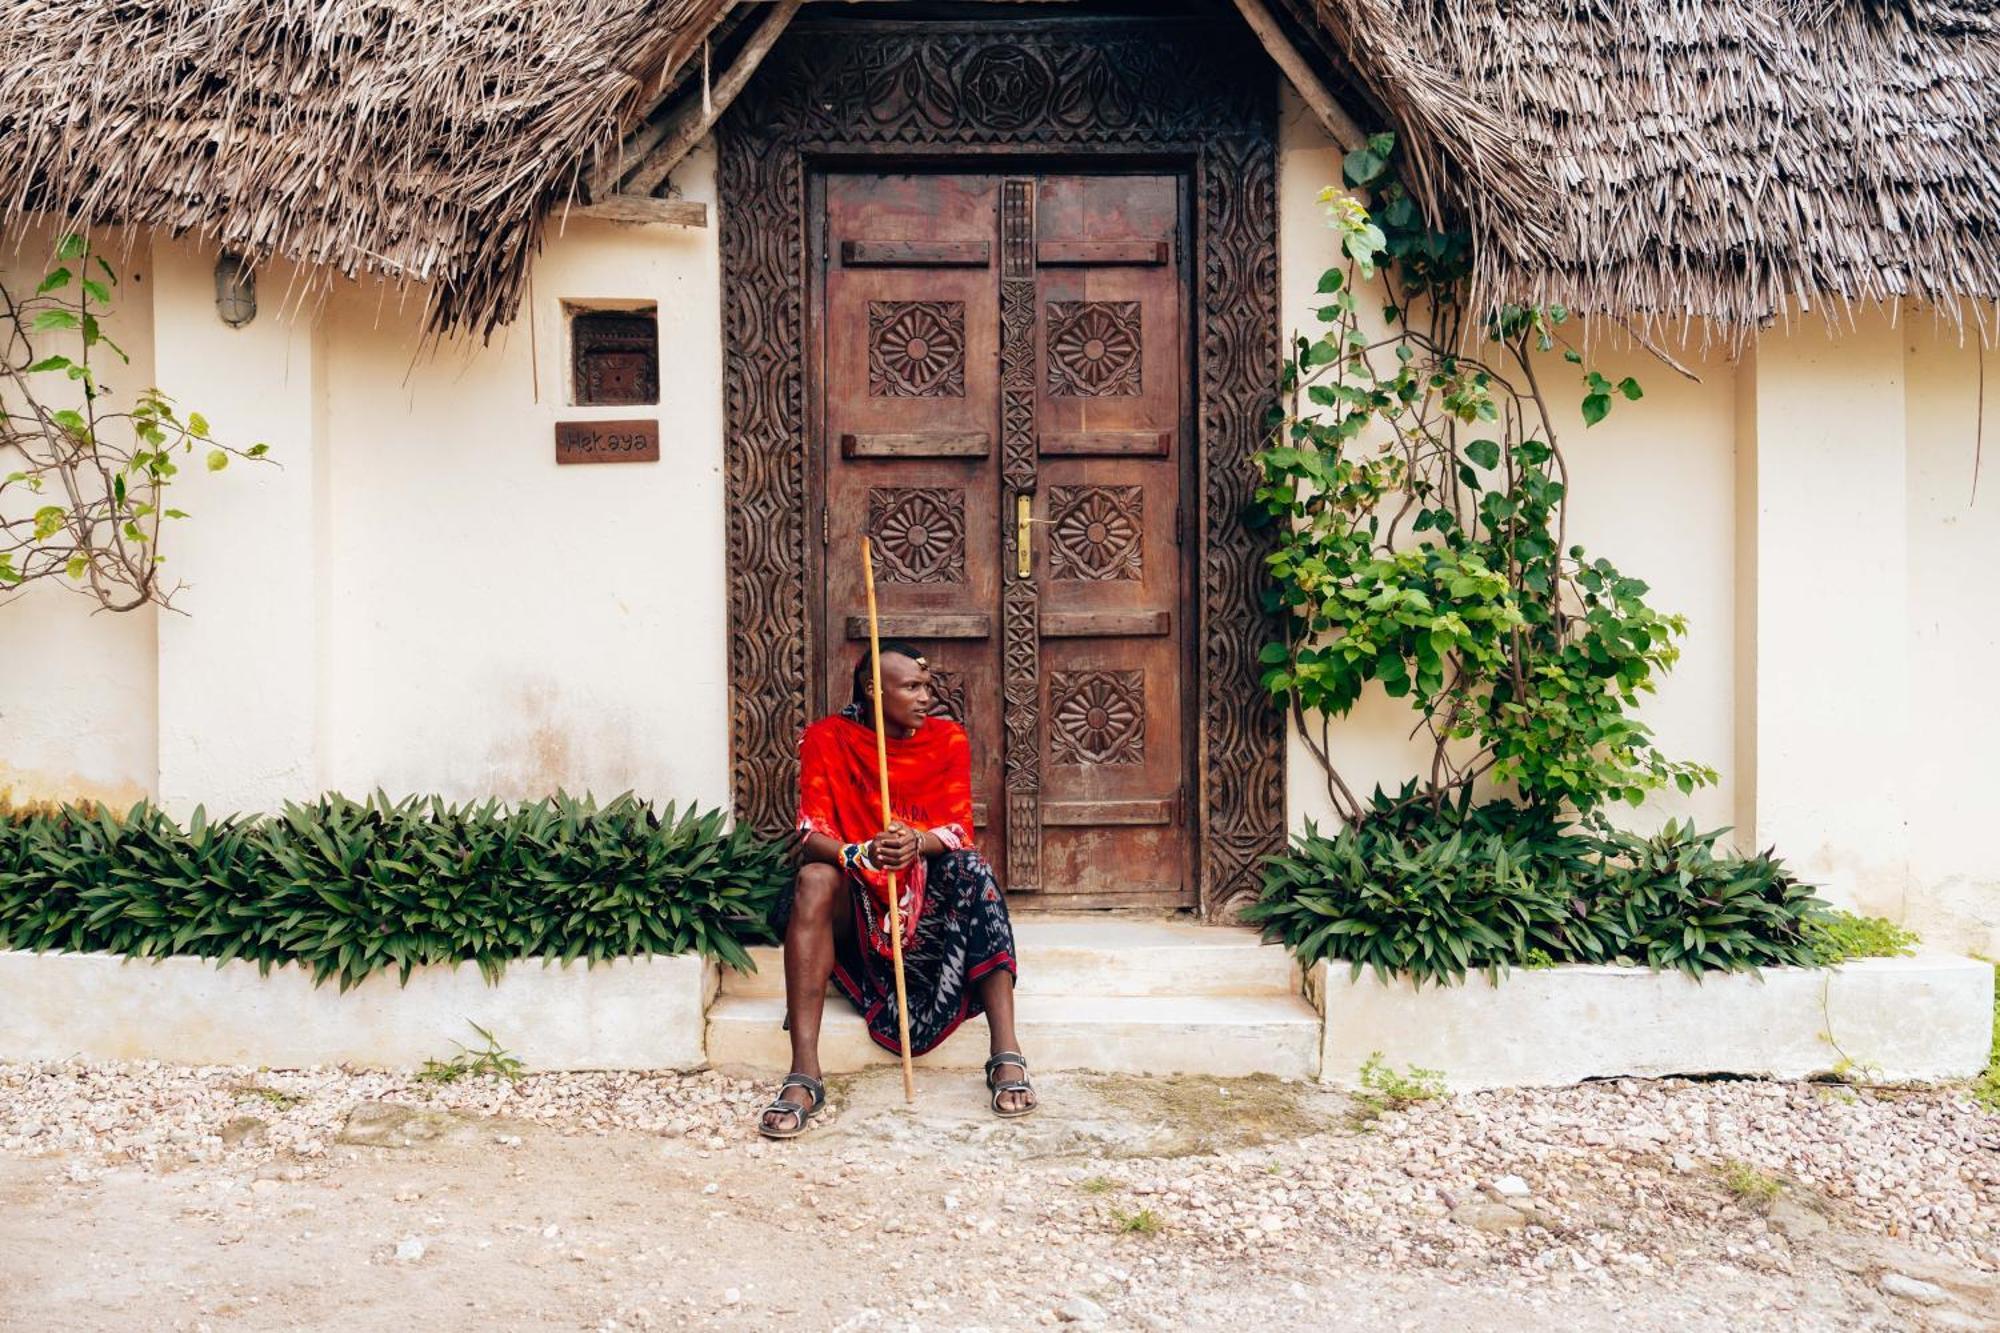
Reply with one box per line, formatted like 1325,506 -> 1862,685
852,640 -> 934,733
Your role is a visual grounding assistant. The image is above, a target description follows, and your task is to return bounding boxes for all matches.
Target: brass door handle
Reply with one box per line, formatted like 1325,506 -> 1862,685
1015,494 -> 1055,579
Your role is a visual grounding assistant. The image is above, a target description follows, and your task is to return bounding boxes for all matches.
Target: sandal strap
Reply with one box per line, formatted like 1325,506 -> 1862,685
984,1051 -> 1028,1076
778,1072 -> 825,1108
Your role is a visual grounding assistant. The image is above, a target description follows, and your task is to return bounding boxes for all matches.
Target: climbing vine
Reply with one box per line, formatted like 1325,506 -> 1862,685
1255,135 -> 1716,822
1,233 -> 269,612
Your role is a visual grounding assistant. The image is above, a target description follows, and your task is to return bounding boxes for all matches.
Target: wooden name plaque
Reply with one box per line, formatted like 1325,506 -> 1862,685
555,419 -> 659,464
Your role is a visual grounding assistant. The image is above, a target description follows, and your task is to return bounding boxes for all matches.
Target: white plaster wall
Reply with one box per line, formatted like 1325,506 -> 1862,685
150,241 -> 325,815
1738,312 -> 1912,917
0,224 -> 159,809
318,146 -> 730,808
1274,91 -> 1738,839
1903,322 -> 2000,954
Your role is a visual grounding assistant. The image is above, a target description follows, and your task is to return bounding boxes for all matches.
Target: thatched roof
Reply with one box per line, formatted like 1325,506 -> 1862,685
3,0 -> 1995,336
0,0 -> 726,338
1313,0 -> 2000,333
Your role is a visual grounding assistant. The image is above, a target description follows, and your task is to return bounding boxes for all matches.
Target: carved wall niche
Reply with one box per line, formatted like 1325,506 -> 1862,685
718,16 -> 1285,918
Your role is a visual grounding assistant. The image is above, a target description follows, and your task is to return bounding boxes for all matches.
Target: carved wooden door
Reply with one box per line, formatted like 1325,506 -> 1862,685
818,171 -> 1192,908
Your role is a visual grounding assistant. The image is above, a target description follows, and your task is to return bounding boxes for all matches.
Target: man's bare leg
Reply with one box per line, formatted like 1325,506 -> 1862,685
978,968 -> 1037,1114
761,863 -> 846,1134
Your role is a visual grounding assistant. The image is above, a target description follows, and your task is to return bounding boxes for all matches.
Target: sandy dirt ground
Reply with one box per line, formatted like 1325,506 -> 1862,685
1,1060 -> 1997,1331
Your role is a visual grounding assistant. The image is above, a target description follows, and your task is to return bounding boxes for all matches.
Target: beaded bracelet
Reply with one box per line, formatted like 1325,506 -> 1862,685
840,841 -> 875,874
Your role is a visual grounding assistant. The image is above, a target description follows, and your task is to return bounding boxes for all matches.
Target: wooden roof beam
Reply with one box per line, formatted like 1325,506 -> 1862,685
569,196 -> 710,227
611,0 -> 802,201
1231,0 -> 1365,151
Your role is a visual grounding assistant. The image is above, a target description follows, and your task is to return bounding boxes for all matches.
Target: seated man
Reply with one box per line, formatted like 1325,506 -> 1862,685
757,641 -> 1037,1137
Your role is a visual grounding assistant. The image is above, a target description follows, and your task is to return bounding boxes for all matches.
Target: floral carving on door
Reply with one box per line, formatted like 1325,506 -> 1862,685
1046,300 -> 1141,397
869,300 -> 967,397
927,666 -> 969,723
1049,669 -> 1146,765
1047,484 -> 1143,581
867,487 -> 966,584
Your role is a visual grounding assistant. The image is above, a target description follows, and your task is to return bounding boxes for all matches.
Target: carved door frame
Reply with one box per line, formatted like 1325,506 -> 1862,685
718,14 -> 1285,919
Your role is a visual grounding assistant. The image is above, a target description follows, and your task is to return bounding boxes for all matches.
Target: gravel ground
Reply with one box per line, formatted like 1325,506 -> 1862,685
1,1059 -> 1997,1330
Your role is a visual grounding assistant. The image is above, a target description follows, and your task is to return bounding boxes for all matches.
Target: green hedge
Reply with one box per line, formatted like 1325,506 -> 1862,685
1247,785 -> 1842,987
0,791 -> 789,989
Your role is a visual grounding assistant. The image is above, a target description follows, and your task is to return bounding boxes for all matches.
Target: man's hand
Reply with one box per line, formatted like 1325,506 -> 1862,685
868,823 -> 922,872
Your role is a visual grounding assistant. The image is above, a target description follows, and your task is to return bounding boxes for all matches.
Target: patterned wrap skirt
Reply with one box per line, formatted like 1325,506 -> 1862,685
776,849 -> 1018,1056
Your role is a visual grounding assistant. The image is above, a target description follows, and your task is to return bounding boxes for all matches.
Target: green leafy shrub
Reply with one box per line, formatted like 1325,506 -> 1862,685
1249,790 -> 1831,985
1802,910 -> 1920,965
1257,137 -> 1714,824
1248,786 -> 1583,987
0,790 -> 787,989
1572,821 -> 1824,974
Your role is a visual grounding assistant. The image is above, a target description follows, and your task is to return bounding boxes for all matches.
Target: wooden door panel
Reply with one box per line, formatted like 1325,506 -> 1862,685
1032,173 -> 1189,904
817,169 -> 1191,907
821,173 -> 1006,857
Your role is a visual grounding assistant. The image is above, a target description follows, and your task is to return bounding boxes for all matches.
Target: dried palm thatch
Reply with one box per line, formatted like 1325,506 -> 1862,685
1316,0 -> 2000,334
0,0 -> 730,339
2,0 -> 1995,337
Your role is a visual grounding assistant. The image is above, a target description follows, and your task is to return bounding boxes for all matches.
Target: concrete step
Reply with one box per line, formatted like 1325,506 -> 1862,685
719,917 -> 1299,999
705,991 -> 1321,1079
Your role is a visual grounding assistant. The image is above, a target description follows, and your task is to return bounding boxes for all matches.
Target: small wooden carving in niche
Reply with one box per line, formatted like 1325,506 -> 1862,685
869,300 -> 967,397
1047,300 -> 1141,397
867,486 -> 967,584
571,309 -> 659,406
1048,484 -> 1143,581
1050,669 -> 1146,765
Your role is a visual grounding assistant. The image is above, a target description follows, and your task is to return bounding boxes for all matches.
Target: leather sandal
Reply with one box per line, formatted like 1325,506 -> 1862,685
984,1051 -> 1038,1119
756,1072 -> 825,1139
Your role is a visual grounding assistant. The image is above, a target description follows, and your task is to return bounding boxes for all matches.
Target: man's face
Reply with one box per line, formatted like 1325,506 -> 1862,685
873,652 -> 935,732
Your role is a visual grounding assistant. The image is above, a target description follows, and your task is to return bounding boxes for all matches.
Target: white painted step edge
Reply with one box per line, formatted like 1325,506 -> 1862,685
719,942 -> 1301,999
705,992 -> 1322,1079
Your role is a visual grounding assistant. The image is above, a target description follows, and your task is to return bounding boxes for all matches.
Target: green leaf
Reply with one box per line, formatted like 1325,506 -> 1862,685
1581,393 -> 1611,427
25,355 -> 73,374
56,233 -> 87,261
1342,147 -> 1388,187
32,310 -> 79,332
36,267 -> 73,294
188,413 -> 210,439
65,554 -> 88,580
206,449 -> 228,472
1463,439 -> 1501,470
1618,377 -> 1644,401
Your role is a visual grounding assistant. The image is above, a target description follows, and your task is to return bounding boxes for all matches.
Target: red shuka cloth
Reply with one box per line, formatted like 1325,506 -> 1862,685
796,713 -> 975,958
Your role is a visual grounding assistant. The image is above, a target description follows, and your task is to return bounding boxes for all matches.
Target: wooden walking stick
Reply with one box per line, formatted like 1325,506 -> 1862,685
861,536 -> 918,1103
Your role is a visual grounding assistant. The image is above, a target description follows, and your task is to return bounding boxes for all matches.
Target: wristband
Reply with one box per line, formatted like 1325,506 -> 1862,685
840,841 -> 876,873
